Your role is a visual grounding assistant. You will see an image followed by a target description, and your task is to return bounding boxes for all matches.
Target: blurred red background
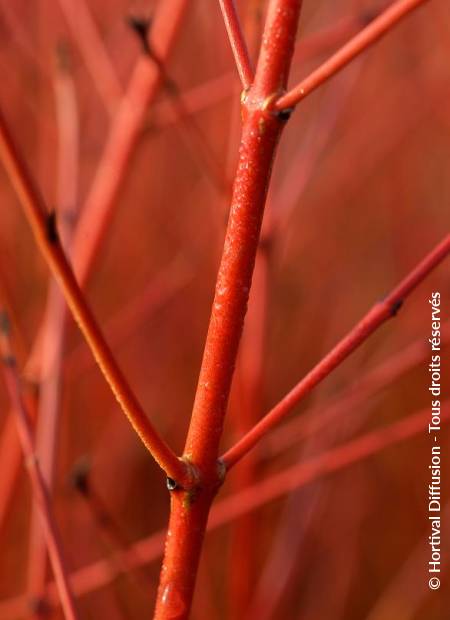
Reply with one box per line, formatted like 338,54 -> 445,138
0,1 -> 449,618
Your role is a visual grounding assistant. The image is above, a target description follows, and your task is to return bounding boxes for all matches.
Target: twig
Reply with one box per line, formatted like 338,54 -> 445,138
275,0 -> 429,110
70,0 -> 189,289
265,322 -> 449,456
0,107 -> 189,486
218,0 -> 254,89
221,234 -> 450,469
0,312 -> 79,620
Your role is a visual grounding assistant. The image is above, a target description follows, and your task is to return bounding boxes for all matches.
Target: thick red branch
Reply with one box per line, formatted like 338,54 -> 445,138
154,1 -> 304,618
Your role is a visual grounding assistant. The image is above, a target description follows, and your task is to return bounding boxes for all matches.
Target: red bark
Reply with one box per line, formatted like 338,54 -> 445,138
154,2 -> 304,618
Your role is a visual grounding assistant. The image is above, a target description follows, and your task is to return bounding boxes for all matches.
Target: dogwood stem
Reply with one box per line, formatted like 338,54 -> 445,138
153,1 -> 304,618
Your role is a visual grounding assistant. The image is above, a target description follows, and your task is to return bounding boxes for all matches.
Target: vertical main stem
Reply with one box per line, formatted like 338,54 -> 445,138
155,488 -> 216,619
184,0 -> 302,478
183,111 -> 282,474
154,2 -> 303,619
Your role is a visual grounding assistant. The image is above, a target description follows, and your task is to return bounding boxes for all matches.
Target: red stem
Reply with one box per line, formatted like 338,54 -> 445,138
153,6 -> 378,132
221,234 -> 450,469
70,0 -> 189,289
65,258 -> 191,380
227,244 -> 269,616
0,0 -> 191,541
276,0 -> 429,110
0,108 -> 189,486
265,322 -> 449,457
0,317 -> 79,620
214,402 -> 450,529
219,0 -> 254,89
185,0 -> 302,480
154,2 -> 304,618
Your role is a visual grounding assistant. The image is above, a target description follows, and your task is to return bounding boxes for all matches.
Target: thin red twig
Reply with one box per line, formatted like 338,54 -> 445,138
70,0 -> 189,289
221,234 -> 450,469
275,0 -> 429,110
65,258 -> 192,380
219,0 -> 254,89
0,0 -> 191,537
0,314 -> 79,620
215,402 -> 450,532
0,108 -> 189,486
152,6 -> 380,132
265,321 -> 450,456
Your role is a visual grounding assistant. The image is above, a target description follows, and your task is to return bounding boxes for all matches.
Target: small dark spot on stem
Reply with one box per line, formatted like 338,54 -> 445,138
389,299 -> 403,317
126,15 -> 152,55
46,210 -> 59,244
276,107 -> 293,122
166,477 -> 178,491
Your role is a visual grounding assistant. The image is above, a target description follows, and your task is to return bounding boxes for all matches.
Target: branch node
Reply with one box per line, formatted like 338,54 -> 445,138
240,87 -> 250,105
389,298 -> 403,317
126,15 -> 152,55
166,477 -> 179,491
261,92 -> 279,112
216,458 -> 227,482
275,107 -> 293,122
46,210 -> 59,244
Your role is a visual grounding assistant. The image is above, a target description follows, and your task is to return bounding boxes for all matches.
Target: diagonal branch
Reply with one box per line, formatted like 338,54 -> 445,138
221,234 -> 450,469
0,108 -> 190,487
218,0 -> 254,89
265,321 -> 450,457
275,0 -> 429,110
215,402 -> 450,525
0,312 -> 79,620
